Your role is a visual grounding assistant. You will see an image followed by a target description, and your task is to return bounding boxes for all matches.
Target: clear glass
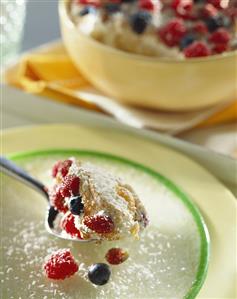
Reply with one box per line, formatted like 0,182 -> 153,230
0,0 -> 27,67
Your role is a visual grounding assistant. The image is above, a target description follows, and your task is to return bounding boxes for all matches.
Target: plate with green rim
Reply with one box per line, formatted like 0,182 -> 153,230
2,148 -> 209,299
1,124 -> 236,298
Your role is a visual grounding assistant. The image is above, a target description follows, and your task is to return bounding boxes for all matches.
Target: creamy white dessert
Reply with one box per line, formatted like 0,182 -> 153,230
50,158 -> 148,241
68,0 -> 237,58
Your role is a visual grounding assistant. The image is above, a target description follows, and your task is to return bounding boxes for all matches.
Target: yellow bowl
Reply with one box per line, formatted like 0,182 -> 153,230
59,0 -> 237,111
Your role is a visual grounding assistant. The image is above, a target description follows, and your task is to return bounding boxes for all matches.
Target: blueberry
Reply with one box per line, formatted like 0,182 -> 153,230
69,196 -> 84,215
180,35 -> 196,49
205,15 -> 230,32
79,6 -> 96,17
88,263 -> 111,285
104,3 -> 120,13
129,11 -> 151,34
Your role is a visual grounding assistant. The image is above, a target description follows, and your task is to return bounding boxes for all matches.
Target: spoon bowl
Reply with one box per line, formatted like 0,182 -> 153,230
0,156 -> 93,243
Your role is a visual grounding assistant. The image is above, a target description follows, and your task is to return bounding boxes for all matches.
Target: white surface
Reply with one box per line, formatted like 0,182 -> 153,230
1,85 -> 237,194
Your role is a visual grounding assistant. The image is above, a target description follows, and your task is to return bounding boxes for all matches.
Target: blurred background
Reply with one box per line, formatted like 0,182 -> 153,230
22,0 -> 59,51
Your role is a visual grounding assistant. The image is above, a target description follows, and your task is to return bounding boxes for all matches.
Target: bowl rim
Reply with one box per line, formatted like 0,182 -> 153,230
8,148 -> 210,299
60,0 -> 237,64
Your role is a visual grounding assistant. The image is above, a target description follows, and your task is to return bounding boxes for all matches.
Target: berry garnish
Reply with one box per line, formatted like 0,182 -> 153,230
105,3 -> 121,13
129,11 -> 151,34
201,3 -> 218,18
159,18 -> 187,47
69,195 -> 84,215
61,213 -> 83,239
105,248 -> 129,265
139,0 -> 155,11
84,214 -> 114,234
172,0 -> 194,19
212,43 -> 229,54
207,0 -> 223,9
204,15 -> 225,32
180,34 -> 196,49
52,159 -> 72,178
60,175 -> 80,198
193,21 -> 208,34
209,28 -> 231,44
44,249 -> 78,280
50,188 -> 68,213
88,263 -> 111,285
184,41 -> 211,57
79,5 -> 96,16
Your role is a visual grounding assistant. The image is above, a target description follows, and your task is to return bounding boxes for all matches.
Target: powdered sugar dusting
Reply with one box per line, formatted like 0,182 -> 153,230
1,155 -> 201,298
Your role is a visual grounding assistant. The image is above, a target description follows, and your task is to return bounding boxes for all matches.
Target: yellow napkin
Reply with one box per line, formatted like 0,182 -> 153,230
5,42 -> 237,134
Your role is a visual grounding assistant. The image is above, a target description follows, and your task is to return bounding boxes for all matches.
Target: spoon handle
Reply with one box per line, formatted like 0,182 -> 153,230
0,156 -> 49,201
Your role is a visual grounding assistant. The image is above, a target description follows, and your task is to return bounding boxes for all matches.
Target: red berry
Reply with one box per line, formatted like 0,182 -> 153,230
61,213 -> 83,239
184,41 -> 211,57
52,159 -> 72,178
212,43 -> 229,54
171,0 -> 194,19
209,28 -> 231,44
44,249 -> 78,280
159,18 -> 187,47
60,175 -> 80,198
207,0 -> 223,9
193,21 -> 208,34
105,248 -> 129,265
50,188 -> 68,213
84,214 -> 114,234
201,4 -> 218,18
139,0 -> 155,11
77,0 -> 101,7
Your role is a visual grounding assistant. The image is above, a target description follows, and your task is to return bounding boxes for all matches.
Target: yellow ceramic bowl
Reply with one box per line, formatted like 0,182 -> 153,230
59,0 -> 237,111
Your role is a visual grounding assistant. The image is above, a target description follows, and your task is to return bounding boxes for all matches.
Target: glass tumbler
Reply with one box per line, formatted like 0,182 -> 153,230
0,0 -> 27,67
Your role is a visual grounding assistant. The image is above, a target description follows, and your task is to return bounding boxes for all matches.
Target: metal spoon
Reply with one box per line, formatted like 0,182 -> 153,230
0,156 -> 92,242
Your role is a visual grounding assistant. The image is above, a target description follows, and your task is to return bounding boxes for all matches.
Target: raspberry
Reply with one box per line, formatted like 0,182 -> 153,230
209,28 -> 231,44
159,18 -> 187,47
44,249 -> 78,280
184,41 -> 211,57
77,0 -> 101,7
50,188 -> 68,213
52,159 -> 72,178
201,4 -> 218,18
61,213 -> 83,239
139,0 -> 155,11
84,214 -> 114,234
207,0 -> 223,9
171,0 -> 194,19
60,175 -> 80,198
193,21 -> 208,34
105,248 -> 129,265
212,43 -> 228,54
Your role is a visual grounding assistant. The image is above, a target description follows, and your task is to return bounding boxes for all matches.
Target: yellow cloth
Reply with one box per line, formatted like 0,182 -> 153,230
5,43 -> 237,130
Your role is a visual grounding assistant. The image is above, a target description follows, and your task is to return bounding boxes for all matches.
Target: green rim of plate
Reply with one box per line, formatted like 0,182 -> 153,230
8,149 -> 210,299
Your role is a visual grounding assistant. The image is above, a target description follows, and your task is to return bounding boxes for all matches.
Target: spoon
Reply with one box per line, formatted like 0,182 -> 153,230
0,156 -> 92,242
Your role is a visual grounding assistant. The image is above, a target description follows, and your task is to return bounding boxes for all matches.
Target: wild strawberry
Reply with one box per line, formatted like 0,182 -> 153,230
44,249 -> 78,280
52,159 -> 72,178
84,214 -> 114,234
184,41 -> 211,57
61,213 -> 83,239
105,248 -> 129,265
50,188 -> 68,213
60,175 -> 80,198
208,0 -> 223,9
209,28 -> 231,44
139,0 -> 155,11
159,18 -> 187,47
